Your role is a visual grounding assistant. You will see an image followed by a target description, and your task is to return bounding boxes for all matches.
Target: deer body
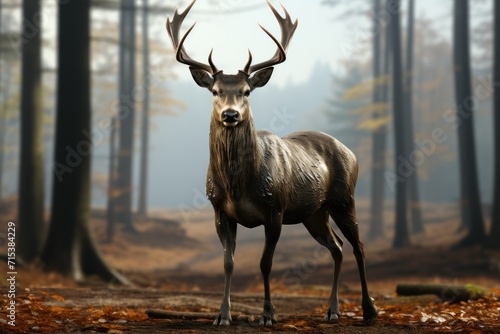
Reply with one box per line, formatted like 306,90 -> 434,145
208,126 -> 356,228
166,0 -> 378,326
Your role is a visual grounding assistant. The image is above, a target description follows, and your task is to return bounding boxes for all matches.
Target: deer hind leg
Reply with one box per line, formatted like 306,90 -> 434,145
213,211 -> 237,326
303,207 -> 343,321
259,215 -> 282,326
330,197 -> 378,324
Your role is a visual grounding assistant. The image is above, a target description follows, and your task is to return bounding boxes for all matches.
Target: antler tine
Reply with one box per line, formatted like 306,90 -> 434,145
166,0 -> 219,75
243,49 -> 253,74
243,0 -> 298,75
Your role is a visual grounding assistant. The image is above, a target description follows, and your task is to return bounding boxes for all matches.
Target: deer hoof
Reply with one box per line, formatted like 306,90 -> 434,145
362,306 -> 378,325
259,316 -> 275,326
324,309 -> 340,321
260,300 -> 277,326
213,314 -> 231,326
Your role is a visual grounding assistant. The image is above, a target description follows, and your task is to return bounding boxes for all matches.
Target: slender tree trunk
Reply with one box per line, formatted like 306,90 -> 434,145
0,66 -> 11,199
404,0 -> 424,234
107,117 -> 118,242
390,0 -> 411,249
369,0 -> 386,240
137,0 -> 150,218
18,0 -> 44,262
115,0 -> 137,232
488,0 -> 500,248
0,109 -> 5,200
41,0 -> 129,284
453,0 -> 485,247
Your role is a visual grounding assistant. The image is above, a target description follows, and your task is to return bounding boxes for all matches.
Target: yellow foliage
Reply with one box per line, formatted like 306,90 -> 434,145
358,115 -> 392,131
342,75 -> 390,101
351,102 -> 390,115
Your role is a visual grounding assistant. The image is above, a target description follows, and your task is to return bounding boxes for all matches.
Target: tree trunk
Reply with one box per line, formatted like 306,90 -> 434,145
115,0 -> 137,232
369,0 -> 386,240
40,0 -> 129,284
0,108 -> 5,199
0,65 -> 12,200
390,0 -> 411,249
106,116 -> 118,242
404,0 -> 424,234
137,0 -> 150,218
18,0 -> 45,262
489,0 -> 500,248
453,0 -> 485,247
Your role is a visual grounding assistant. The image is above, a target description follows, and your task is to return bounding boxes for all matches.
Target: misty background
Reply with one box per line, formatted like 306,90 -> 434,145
0,0 -> 494,212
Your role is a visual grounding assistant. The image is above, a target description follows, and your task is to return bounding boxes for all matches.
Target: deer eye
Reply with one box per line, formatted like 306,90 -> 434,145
212,90 -> 218,96
243,90 -> 250,97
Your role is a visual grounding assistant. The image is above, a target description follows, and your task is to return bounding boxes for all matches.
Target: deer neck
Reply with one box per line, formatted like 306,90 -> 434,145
208,111 -> 262,198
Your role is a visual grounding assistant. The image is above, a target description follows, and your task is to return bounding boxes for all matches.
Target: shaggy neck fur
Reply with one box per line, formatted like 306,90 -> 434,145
208,111 -> 262,198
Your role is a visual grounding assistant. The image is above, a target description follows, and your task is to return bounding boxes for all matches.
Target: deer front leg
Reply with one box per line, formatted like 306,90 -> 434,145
213,211 -> 237,326
259,216 -> 282,326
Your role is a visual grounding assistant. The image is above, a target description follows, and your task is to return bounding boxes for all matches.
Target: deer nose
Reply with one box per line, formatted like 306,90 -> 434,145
222,109 -> 240,123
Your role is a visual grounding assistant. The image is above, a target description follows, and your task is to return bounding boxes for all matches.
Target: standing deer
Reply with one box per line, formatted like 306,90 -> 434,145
166,0 -> 378,326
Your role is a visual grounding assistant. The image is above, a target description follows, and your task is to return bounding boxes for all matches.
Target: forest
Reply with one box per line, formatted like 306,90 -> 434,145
0,0 -> 499,333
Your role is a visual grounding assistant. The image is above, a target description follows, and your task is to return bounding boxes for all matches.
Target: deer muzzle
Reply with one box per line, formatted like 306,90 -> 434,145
222,109 -> 240,127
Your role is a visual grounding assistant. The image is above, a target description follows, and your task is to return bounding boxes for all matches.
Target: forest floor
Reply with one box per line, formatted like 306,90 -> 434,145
0,199 -> 499,333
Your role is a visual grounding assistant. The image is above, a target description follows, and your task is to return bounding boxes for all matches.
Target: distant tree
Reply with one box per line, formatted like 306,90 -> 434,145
115,0 -> 137,232
0,114 -> 4,199
489,0 -> 500,248
0,62 -> 16,199
41,0 -> 128,283
18,0 -> 44,262
369,0 -> 389,240
452,0 -> 485,247
137,0 -> 150,218
411,16 -> 457,203
404,0 -> 424,234
390,0 -> 411,249
324,65 -> 370,146
107,116 -> 119,242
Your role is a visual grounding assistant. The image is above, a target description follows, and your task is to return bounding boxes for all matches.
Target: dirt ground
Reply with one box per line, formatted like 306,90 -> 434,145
1,200 -> 500,333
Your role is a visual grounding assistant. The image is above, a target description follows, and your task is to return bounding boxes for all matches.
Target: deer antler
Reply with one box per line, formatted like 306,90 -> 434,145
166,0 -> 220,75
242,0 -> 298,75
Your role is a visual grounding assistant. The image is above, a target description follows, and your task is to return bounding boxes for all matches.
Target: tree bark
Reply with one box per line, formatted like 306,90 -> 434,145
453,0 -> 485,247
137,0 -> 150,218
404,0 -> 424,234
369,0 -> 387,240
489,0 -> 500,248
18,0 -> 45,262
115,0 -> 137,232
390,0 -> 411,249
41,0 -> 129,284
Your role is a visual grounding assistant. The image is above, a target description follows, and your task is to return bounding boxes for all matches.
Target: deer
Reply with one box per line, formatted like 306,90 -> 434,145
166,0 -> 378,326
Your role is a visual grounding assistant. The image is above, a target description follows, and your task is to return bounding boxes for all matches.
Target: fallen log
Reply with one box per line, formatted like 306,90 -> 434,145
396,283 -> 488,303
146,309 -> 255,323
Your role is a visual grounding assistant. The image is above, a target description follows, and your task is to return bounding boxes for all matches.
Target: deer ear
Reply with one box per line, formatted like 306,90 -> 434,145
249,67 -> 274,90
189,67 -> 214,90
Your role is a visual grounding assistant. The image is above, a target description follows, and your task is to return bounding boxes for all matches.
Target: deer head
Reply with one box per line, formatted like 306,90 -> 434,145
166,0 -> 298,127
